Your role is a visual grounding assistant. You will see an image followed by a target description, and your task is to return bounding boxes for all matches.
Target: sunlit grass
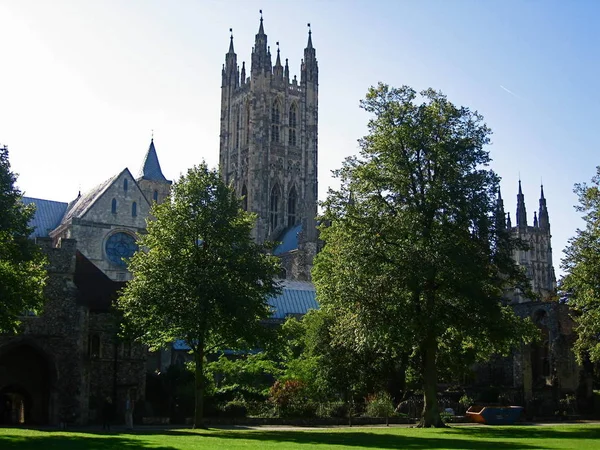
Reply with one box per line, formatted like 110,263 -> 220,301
1,424 -> 600,449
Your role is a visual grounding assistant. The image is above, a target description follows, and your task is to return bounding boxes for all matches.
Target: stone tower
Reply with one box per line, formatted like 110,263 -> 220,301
219,16 -> 318,255
508,181 -> 556,303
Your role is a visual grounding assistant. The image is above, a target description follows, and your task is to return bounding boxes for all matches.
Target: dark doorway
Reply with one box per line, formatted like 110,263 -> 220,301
0,343 -> 53,424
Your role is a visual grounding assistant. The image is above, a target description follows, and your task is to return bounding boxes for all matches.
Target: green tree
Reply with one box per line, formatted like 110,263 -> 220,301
313,84 -> 534,427
0,144 -> 47,332
118,163 -> 280,427
561,167 -> 600,363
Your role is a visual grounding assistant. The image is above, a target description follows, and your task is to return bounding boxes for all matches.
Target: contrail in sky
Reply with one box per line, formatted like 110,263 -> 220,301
500,85 -> 520,99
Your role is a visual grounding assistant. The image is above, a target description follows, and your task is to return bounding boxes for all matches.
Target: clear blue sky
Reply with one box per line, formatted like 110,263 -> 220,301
1,0 -> 598,276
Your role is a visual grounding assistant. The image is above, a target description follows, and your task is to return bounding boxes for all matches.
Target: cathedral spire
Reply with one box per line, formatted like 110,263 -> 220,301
507,212 -> 512,228
275,42 -> 282,67
258,10 -> 265,35
538,184 -> 550,232
533,211 -> 538,227
307,22 -> 313,49
228,28 -> 235,54
139,138 -> 168,182
252,10 -> 271,75
516,179 -> 527,229
495,188 -> 506,231
301,22 -> 317,85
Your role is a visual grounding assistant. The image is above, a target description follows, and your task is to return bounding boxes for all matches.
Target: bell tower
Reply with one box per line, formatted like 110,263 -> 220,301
219,14 -> 318,253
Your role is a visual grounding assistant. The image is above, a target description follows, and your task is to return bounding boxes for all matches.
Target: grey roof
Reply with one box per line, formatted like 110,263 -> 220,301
61,172 -> 121,223
274,223 -> 302,255
268,280 -> 318,319
138,139 -> 169,183
22,197 -> 68,238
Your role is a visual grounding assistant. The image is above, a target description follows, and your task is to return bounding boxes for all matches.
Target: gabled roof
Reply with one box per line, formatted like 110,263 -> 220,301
61,171 -> 121,224
138,139 -> 170,183
273,223 -> 302,255
22,197 -> 68,238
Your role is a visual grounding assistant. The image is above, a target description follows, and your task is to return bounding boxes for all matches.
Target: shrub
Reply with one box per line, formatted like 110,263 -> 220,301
316,401 -> 349,418
364,392 -> 395,418
459,394 -> 473,413
268,379 -> 316,418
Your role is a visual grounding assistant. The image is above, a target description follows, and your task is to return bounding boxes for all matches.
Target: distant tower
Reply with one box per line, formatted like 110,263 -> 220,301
136,138 -> 172,204
219,15 -> 318,280
509,182 -> 556,303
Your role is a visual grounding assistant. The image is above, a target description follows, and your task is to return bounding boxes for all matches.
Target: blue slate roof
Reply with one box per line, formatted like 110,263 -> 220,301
172,280 -> 318,351
22,197 -> 68,237
138,139 -> 170,183
274,223 -> 302,255
268,280 -> 318,319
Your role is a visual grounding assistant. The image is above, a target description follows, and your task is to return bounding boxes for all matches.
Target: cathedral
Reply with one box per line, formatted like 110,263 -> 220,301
0,17 -> 318,425
0,14 -> 591,426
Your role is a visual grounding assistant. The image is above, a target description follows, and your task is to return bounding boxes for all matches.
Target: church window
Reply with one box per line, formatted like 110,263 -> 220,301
235,108 -> 241,150
153,190 -> 158,202
132,202 -> 137,217
105,232 -> 138,267
89,335 -> 101,359
270,184 -> 280,230
288,186 -> 297,227
241,185 -> 248,211
289,104 -> 297,146
111,198 -> 117,214
245,102 -> 250,145
271,100 -> 280,143
124,178 -> 128,192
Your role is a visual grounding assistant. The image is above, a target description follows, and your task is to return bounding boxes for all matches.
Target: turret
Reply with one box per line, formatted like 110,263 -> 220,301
251,11 -> 272,76
301,23 -> 318,85
516,180 -> 527,229
495,188 -> 506,231
273,42 -> 283,81
538,184 -> 550,232
222,29 -> 238,88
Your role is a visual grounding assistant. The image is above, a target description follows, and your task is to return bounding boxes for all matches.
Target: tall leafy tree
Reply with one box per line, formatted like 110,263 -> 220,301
118,163 -> 280,427
313,84 -> 534,427
0,144 -> 47,332
561,167 -> 600,363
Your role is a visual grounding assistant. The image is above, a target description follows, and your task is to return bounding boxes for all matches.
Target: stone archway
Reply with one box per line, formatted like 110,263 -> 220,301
0,341 -> 56,425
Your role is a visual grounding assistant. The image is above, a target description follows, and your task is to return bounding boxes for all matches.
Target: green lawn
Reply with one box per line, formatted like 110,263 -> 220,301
1,425 -> 600,449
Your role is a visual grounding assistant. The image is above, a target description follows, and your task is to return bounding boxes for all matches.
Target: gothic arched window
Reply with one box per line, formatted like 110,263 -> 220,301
124,178 -> 128,192
271,100 -> 281,143
235,107 -> 241,150
241,185 -> 248,211
289,104 -> 297,146
132,202 -> 137,217
153,190 -> 159,202
270,184 -> 280,230
245,102 -> 250,145
111,198 -> 117,214
288,186 -> 297,227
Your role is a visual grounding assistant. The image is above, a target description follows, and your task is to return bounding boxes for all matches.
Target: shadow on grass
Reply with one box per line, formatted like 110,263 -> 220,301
445,425 -> 600,441
0,433 -> 177,450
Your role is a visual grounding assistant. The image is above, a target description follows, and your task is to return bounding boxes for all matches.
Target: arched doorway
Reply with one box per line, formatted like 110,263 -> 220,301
0,342 -> 54,425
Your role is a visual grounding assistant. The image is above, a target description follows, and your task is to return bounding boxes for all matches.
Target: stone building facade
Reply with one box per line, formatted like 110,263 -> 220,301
480,183 -> 591,412
0,141 -> 168,425
219,17 -> 319,280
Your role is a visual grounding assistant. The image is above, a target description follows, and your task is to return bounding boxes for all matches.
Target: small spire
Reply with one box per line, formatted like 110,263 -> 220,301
228,28 -> 234,53
497,187 -> 502,200
518,178 -> 523,195
306,22 -> 313,49
533,211 -> 538,227
507,212 -> 512,228
258,10 -> 265,34
275,41 -> 281,66
540,183 -> 545,200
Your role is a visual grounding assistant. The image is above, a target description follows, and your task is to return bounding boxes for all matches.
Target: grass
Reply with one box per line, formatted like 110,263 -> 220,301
1,424 -> 600,449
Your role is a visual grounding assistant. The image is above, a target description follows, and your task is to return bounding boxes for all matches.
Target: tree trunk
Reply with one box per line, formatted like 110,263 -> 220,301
193,344 -> 205,429
418,331 -> 446,428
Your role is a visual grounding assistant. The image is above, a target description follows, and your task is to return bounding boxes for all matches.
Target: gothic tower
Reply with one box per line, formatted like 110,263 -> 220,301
219,15 -> 318,279
509,182 -> 556,303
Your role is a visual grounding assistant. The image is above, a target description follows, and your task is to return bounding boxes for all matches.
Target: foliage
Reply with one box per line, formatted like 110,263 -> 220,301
268,379 -> 316,418
365,392 -> 395,418
313,84 -> 535,427
459,394 -> 474,413
118,163 -> 281,427
0,144 -> 47,333
560,167 -> 600,363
